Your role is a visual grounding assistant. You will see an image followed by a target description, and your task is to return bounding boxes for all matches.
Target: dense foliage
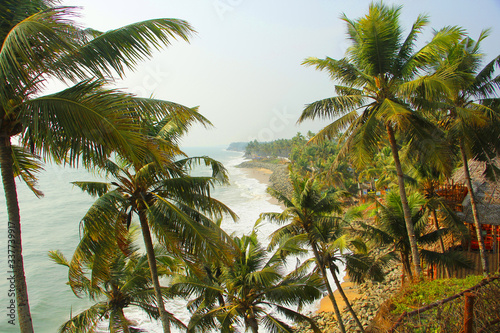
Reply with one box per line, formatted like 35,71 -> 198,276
3,1 -> 499,332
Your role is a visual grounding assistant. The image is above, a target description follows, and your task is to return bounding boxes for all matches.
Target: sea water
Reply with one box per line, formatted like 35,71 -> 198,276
1,145 -> 322,332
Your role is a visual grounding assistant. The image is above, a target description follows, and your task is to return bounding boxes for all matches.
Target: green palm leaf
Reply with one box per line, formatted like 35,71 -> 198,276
56,17 -> 195,80
58,302 -> 108,333
11,145 -> 44,197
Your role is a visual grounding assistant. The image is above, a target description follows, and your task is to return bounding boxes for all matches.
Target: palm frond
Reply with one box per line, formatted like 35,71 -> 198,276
419,249 -> 473,270
298,95 -> 366,124
20,79 -> 147,167
55,17 -> 195,80
0,7 -> 78,92
11,145 -> 44,197
396,14 -> 429,76
308,110 -> 360,144
260,313 -> 295,333
272,305 -> 322,333
58,302 -> 108,333
71,181 -> 111,197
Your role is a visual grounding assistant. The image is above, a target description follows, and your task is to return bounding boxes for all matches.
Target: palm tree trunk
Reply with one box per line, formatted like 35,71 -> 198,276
138,210 -> 171,333
401,253 -> 413,283
0,136 -> 34,333
247,314 -> 259,333
118,309 -> 131,333
459,143 -> 488,275
387,125 -> 423,279
109,311 -> 117,333
328,266 -> 365,332
432,209 -> 450,278
311,243 -> 346,333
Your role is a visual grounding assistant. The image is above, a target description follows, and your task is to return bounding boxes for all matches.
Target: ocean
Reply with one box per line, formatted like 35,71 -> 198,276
0,145 -> 323,332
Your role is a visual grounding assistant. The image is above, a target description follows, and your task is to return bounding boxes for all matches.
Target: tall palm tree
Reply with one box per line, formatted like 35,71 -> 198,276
261,175 -> 345,331
49,228 -> 186,333
171,230 -> 323,333
297,2 -> 462,279
260,174 -> 381,333
359,191 -> 472,281
70,152 -> 237,332
405,162 -> 469,277
428,31 -> 500,275
0,2 -> 195,330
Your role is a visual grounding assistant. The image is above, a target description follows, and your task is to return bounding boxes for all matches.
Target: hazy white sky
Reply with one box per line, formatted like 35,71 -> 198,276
59,0 -> 500,147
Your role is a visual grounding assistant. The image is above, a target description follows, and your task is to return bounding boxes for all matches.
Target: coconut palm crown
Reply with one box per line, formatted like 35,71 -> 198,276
70,149 -> 237,332
297,2 -> 463,279
428,31 -> 500,275
170,229 -> 323,333
49,228 -> 186,333
358,191 -> 472,281
260,173 -> 389,333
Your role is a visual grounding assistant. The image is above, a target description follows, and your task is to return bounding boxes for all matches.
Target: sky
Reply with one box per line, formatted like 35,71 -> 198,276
57,0 -> 500,148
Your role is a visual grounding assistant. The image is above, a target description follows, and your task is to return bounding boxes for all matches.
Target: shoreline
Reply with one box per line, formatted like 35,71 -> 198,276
238,166 -> 285,209
317,277 -> 361,313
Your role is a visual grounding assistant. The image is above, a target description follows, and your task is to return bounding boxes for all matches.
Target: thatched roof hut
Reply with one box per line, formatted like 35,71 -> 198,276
453,159 -> 500,226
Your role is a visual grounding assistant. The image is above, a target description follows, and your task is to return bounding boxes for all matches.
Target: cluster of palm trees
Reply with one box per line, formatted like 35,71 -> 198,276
259,175 -> 388,332
0,1 -> 236,332
298,2 -> 500,281
3,1 -> 500,333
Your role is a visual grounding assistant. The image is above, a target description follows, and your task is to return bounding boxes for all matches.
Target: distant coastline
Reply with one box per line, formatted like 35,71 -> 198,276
226,141 -> 248,152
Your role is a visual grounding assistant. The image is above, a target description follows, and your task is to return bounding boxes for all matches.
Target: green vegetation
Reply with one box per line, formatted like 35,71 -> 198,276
0,1 -> 195,331
357,191 -> 471,282
246,138 -> 296,158
261,173 -> 389,333
431,32 -> 500,275
391,275 -> 484,314
298,2 -> 465,280
245,132 -> 358,194
2,1 -> 499,332
171,229 -> 323,333
69,154 -> 236,332
49,229 -> 186,332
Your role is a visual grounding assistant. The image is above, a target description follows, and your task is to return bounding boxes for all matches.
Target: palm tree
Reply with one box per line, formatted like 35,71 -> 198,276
358,146 -> 399,192
49,228 -> 186,333
0,2 -> 195,330
171,230 -> 323,333
359,191 -> 472,281
260,174 -> 386,333
297,2 -> 462,279
70,151 -> 237,332
428,31 -> 500,275
261,175 -> 345,331
405,162 -> 470,277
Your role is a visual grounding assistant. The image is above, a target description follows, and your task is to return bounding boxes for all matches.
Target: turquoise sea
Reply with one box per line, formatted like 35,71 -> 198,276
1,145 -> 316,332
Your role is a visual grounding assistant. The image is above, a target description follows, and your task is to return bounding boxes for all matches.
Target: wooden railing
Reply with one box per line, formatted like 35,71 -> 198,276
389,275 -> 500,333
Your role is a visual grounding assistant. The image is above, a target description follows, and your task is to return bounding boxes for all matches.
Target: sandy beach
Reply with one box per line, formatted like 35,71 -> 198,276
240,166 -> 284,208
317,277 -> 361,313
240,166 -> 361,314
